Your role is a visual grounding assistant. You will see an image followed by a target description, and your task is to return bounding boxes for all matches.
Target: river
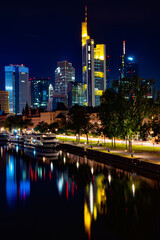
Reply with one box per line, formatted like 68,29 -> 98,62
0,143 -> 160,239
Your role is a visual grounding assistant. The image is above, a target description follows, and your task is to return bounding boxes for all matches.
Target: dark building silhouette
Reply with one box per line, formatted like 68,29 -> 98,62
30,78 -> 50,109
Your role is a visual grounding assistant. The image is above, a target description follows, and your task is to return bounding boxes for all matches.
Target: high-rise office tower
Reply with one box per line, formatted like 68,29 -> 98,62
55,61 -> 75,107
94,44 -> 107,106
82,6 -> 108,107
55,61 -> 75,95
49,84 -> 54,100
47,84 -> 54,111
119,41 -> 138,97
5,64 -> 29,114
0,91 -> 9,113
30,78 -> 50,108
119,41 -> 138,80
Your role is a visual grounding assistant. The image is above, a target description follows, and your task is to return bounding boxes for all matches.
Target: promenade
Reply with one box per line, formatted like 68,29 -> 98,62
57,136 -> 160,166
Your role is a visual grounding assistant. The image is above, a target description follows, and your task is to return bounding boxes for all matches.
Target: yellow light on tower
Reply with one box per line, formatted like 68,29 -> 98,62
94,44 -> 105,60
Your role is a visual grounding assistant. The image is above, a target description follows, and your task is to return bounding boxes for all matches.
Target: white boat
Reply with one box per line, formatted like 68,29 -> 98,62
24,133 -> 59,152
8,134 -> 24,144
0,133 -> 9,142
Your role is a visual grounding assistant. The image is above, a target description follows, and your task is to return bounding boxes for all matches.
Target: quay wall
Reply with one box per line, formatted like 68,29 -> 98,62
58,143 -> 160,175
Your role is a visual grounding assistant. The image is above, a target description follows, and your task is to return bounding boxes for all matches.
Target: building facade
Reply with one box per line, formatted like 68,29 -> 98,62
119,41 -> 138,80
49,84 -> 54,100
54,61 -> 75,108
52,94 -> 68,110
30,78 -> 50,109
55,61 -> 75,95
0,91 -> 9,113
68,82 -> 85,109
82,6 -> 108,107
94,44 -> 107,106
5,64 -> 29,114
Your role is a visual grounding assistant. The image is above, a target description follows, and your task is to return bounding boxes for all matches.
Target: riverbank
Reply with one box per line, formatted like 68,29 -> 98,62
56,135 -> 160,153
58,142 -> 160,176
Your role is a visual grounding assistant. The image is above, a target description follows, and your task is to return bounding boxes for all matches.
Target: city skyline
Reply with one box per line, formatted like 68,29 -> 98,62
0,0 -> 159,91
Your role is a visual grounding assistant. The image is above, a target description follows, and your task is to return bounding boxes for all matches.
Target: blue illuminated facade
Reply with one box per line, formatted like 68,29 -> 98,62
5,65 -> 29,114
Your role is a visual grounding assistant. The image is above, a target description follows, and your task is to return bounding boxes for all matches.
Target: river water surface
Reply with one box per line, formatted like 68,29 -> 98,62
0,144 -> 160,239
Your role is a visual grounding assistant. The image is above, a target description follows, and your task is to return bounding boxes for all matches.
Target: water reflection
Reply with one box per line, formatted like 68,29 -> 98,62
0,144 -> 160,239
5,152 -> 31,206
6,155 -> 17,206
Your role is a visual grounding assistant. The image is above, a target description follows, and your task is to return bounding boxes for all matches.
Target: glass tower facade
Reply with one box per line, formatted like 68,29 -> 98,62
30,78 -> 49,108
82,7 -> 108,107
49,84 -> 54,100
94,44 -> 107,106
55,61 -> 75,95
55,61 -> 75,107
68,82 -> 85,109
119,41 -> 138,97
5,65 -> 29,114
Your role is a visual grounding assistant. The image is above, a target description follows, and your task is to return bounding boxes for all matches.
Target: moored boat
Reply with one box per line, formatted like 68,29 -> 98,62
8,134 -> 25,145
0,133 -> 9,142
24,133 -> 59,151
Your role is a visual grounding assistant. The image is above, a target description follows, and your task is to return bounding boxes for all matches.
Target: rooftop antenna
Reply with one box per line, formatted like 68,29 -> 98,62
123,40 -> 126,55
85,5 -> 87,23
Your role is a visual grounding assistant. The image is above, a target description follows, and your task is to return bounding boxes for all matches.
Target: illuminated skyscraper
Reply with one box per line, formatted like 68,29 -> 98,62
47,84 -> 54,111
119,41 -> 138,97
5,65 -> 29,114
55,61 -> 75,107
30,78 -> 49,108
119,41 -> 138,81
49,84 -> 54,100
82,6 -> 108,107
94,44 -> 107,106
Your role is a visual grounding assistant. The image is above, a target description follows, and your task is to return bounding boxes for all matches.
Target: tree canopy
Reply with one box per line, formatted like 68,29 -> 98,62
2,115 -> 33,132
67,104 -> 92,142
99,77 -> 156,151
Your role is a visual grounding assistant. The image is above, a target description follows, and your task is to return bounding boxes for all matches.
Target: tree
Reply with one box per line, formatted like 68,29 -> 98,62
99,87 -> 127,147
122,77 -> 155,151
100,77 -> 156,151
67,105 -> 92,143
23,118 -> 33,129
2,115 -> 33,132
34,121 -> 49,134
48,122 -> 59,133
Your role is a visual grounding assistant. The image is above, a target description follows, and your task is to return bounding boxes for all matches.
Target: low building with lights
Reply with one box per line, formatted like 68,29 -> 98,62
0,91 -> 9,113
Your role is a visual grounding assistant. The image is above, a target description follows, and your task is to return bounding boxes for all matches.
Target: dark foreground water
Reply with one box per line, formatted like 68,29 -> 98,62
0,144 -> 160,239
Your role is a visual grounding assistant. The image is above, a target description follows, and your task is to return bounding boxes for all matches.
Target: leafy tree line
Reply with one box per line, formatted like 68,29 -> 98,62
2,115 -> 33,132
66,105 -> 95,143
34,121 -> 59,134
100,77 -> 159,151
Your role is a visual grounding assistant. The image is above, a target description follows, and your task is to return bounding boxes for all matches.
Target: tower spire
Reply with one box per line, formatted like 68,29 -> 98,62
123,40 -> 125,55
85,5 -> 87,23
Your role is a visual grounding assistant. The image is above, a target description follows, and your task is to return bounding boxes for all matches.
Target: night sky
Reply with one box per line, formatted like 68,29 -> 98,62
0,0 -> 160,91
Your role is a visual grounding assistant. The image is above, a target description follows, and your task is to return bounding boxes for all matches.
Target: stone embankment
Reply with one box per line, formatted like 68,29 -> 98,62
58,143 -> 160,176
